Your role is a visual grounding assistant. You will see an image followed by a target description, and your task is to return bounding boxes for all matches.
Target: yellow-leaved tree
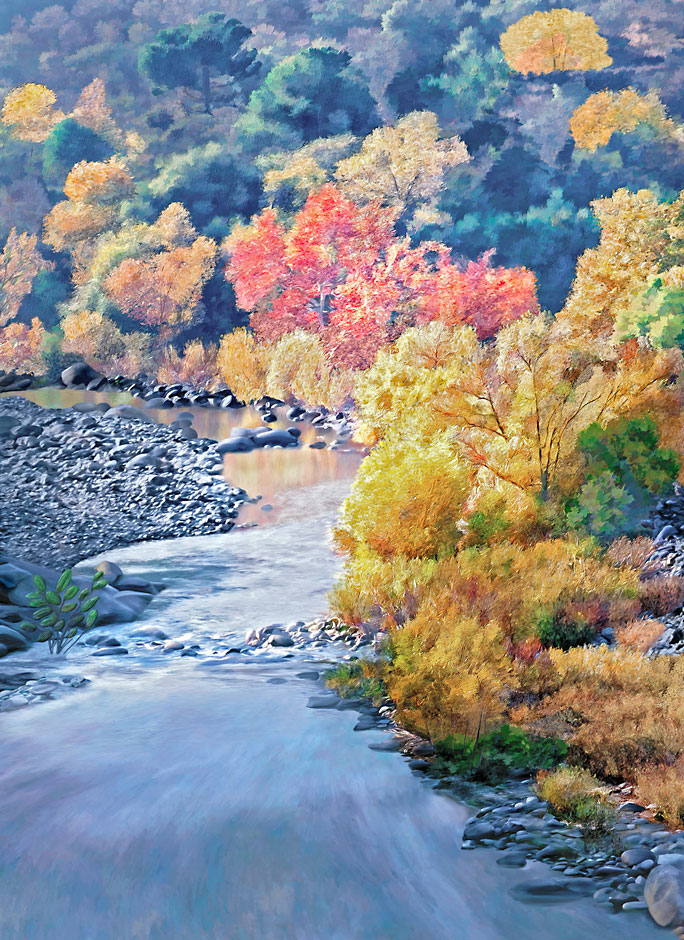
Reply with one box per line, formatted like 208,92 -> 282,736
500,9 -> 612,75
1,83 -> 63,143
570,89 -> 684,151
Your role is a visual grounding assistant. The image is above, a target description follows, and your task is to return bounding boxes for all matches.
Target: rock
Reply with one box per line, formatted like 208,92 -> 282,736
622,848 -> 656,867
497,851 -> 528,868
0,624 -> 29,651
368,738 -> 402,752
61,362 -> 104,388
510,880 -> 591,904
267,633 -> 294,647
71,402 -> 99,413
104,404 -> 155,423
620,801 -> 647,813
252,429 -> 298,448
0,415 -> 20,436
655,525 -> 678,544
307,694 -> 340,709
309,440 -> 326,450
658,855 -> 684,869
113,575 -> 157,594
130,626 -> 168,640
295,671 -> 320,680
92,646 -> 129,656
216,437 -> 254,454
645,865 -> 684,927
163,640 -> 184,652
354,715 -> 377,731
95,561 -> 123,584
408,759 -> 430,770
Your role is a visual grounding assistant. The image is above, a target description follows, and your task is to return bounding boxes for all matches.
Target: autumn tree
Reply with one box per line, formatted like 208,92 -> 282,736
334,111 -> 469,231
500,10 -> 612,75
225,185 -> 538,366
1,83 -> 62,143
0,318 -> 45,372
71,78 -> 125,149
104,234 -> 217,345
43,158 -> 135,268
0,228 -> 53,327
570,89 -> 683,151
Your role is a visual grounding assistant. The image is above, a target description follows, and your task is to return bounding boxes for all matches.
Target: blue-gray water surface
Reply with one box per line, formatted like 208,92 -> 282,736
0,395 -> 665,938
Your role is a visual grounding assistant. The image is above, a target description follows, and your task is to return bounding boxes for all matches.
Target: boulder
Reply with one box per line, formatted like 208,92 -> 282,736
0,624 -> 30,651
0,415 -> 20,436
103,404 -> 156,424
61,362 -> 104,388
216,437 -> 254,454
95,560 -> 123,584
645,864 -> 684,927
252,429 -> 298,448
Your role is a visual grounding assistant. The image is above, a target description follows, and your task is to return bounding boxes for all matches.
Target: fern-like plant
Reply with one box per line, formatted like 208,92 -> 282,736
20,568 -> 107,654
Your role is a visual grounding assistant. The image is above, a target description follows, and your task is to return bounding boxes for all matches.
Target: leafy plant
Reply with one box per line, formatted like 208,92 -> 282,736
20,568 -> 107,654
325,660 -> 386,705
535,609 -> 598,651
432,724 -> 567,785
537,766 -> 617,831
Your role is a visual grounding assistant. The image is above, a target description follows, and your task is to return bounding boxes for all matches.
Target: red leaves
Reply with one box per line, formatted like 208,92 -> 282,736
225,184 -> 540,368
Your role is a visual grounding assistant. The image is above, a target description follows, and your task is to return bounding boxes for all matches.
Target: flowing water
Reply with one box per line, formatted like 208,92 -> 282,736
0,390 -> 665,938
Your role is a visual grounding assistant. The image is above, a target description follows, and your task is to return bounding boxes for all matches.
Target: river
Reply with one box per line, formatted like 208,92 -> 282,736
0,388 -> 665,938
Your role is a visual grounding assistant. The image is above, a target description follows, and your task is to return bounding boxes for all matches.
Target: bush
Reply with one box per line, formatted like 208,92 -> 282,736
325,660 -> 385,705
265,329 -> 354,410
432,724 -> 567,785
615,618 -> 666,653
637,759 -> 684,827
606,536 -> 655,569
638,575 -> 684,617
537,766 -> 616,830
20,568 -> 107,654
216,328 -> 267,403
535,609 -> 598,650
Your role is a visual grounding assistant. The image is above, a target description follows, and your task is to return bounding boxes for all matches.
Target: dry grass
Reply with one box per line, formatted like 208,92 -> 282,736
615,617 -> 666,652
637,759 -> 684,827
607,537 -> 655,569
638,575 -> 684,617
537,765 -> 615,827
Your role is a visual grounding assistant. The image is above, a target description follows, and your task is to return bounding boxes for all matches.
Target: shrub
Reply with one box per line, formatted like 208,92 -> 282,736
432,724 -> 567,785
537,766 -> 616,830
325,660 -> 385,705
638,575 -> 684,617
535,609 -> 598,650
333,428 -> 471,560
265,329 -> 354,410
216,328 -> 267,403
615,618 -> 665,653
637,759 -> 684,827
20,568 -> 107,654
607,536 -> 655,569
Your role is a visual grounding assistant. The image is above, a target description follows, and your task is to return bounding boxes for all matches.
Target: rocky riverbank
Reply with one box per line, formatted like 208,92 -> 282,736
0,394 -> 246,567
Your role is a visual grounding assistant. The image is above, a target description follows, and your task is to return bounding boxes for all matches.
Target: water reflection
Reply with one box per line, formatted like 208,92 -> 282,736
9,386 -> 364,526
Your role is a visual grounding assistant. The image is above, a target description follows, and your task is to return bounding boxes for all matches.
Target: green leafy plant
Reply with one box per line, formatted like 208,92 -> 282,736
325,660 -> 386,705
537,765 -> 617,832
535,609 -> 598,651
20,568 -> 108,654
431,724 -> 567,784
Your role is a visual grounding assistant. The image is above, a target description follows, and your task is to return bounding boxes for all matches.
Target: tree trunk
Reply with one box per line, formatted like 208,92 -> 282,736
202,65 -> 212,115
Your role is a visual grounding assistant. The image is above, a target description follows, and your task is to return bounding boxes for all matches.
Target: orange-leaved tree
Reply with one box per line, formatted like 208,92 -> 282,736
225,185 -> 538,367
500,9 -> 612,75
0,228 -> 53,328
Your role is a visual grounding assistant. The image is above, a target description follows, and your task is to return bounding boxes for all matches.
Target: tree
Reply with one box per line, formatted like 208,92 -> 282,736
334,112 -> 469,231
42,118 -> 115,188
0,228 -> 53,327
570,89 -> 683,151
0,318 -> 45,371
71,78 -> 124,148
500,10 -> 612,75
225,185 -> 538,367
104,235 -> 217,344
1,83 -> 62,143
138,13 -> 260,115
236,47 -> 380,153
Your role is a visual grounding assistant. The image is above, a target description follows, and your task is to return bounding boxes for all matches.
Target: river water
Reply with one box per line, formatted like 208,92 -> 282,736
0,390 -> 665,938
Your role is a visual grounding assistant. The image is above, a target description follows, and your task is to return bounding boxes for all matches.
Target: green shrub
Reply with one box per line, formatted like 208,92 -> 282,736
20,568 -> 107,654
431,724 -> 567,785
325,660 -> 386,705
535,609 -> 597,650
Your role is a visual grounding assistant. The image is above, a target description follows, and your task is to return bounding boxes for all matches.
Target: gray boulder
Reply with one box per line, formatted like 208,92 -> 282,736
103,404 -> 155,424
645,864 -> 684,927
216,437 -> 254,454
252,429 -> 298,448
95,561 -> 123,584
0,624 -> 30,651
61,362 -> 104,388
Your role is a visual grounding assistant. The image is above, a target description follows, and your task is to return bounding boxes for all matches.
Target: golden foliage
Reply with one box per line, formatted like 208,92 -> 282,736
500,9 -> 612,75
606,536 -> 655,569
261,135 -> 356,206
156,340 -> 219,387
559,188 -> 683,338
334,111 -> 469,221
0,317 -> 45,371
61,309 -> 153,374
334,429 -> 471,560
151,203 -> 197,250
63,158 -> 134,206
216,328 -> 267,403
637,760 -> 684,827
71,78 -> 124,148
0,227 -> 53,327
536,766 -> 611,819
570,89 -> 682,152
264,329 -> 354,410
1,83 -> 62,143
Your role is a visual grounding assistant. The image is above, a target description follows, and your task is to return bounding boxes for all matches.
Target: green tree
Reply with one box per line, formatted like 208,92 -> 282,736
42,118 -> 113,189
236,47 -> 380,154
138,13 -> 260,116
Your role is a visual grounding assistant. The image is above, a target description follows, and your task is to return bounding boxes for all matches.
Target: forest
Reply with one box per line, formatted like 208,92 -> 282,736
4,0 -> 684,843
